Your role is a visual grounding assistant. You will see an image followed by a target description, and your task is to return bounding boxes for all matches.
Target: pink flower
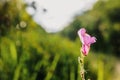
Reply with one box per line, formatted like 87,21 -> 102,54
78,28 -> 96,56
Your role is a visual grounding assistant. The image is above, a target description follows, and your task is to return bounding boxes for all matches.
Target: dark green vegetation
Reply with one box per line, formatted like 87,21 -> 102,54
0,0 -> 120,80
61,0 -> 120,56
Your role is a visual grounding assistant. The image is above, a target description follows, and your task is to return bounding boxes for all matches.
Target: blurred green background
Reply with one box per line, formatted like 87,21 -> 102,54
0,0 -> 120,80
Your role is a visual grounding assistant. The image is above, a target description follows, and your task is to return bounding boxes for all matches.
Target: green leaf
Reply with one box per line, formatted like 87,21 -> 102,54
10,41 -> 17,61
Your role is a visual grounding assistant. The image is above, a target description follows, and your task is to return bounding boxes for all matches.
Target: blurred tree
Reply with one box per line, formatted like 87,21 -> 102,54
0,0 -> 22,36
60,0 -> 120,56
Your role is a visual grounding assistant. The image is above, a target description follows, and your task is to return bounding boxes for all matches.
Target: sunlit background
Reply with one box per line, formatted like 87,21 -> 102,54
25,0 -> 98,32
0,0 -> 120,80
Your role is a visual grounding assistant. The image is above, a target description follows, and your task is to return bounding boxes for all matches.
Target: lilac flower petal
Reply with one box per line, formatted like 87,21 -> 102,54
78,28 -> 86,44
81,44 -> 90,56
83,33 -> 91,45
78,28 -> 96,56
90,37 -> 96,44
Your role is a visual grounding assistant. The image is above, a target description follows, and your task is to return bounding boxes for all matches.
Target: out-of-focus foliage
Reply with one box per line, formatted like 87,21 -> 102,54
0,0 -> 79,80
60,0 -> 120,56
0,0 -> 120,80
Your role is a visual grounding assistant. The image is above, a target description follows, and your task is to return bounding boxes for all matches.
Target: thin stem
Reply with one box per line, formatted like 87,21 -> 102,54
78,51 -> 85,80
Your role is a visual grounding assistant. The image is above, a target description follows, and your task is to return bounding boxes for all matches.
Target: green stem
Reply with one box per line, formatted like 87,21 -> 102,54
78,51 -> 85,80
